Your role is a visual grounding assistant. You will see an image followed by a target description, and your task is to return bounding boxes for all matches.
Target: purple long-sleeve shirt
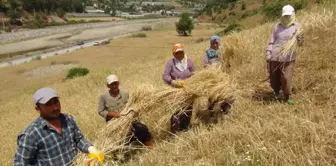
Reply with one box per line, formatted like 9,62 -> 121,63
266,23 -> 302,62
162,58 -> 195,84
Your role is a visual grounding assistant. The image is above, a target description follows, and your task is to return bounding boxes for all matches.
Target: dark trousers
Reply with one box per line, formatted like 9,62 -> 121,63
107,118 -> 152,144
170,110 -> 192,134
269,61 -> 294,96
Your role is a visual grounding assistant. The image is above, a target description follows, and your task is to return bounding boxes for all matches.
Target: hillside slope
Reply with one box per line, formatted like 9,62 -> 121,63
122,3 -> 336,165
0,1 -> 334,166
195,0 -> 324,29
125,2 -> 334,166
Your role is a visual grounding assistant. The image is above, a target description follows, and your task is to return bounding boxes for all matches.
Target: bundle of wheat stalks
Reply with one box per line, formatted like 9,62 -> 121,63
218,9 -> 335,65
279,10 -> 334,59
74,67 -> 239,165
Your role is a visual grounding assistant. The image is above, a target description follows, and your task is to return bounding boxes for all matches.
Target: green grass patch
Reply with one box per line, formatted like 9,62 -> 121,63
32,56 -> 41,61
66,67 -> 89,79
132,33 -> 147,38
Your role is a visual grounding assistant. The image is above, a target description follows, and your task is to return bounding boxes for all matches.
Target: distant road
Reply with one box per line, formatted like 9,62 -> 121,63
0,18 -> 174,43
0,18 -> 176,68
0,38 -> 120,68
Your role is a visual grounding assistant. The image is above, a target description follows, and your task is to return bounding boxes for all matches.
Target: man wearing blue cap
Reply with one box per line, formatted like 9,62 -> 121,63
13,88 -> 103,166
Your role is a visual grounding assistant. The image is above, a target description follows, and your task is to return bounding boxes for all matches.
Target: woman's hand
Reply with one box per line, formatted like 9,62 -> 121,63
297,35 -> 304,46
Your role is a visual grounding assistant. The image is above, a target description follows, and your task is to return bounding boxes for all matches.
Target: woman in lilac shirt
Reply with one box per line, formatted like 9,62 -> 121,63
162,43 -> 195,88
162,44 -> 195,133
266,5 -> 304,105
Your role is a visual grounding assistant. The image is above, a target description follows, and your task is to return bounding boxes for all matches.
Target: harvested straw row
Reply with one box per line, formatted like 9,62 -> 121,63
74,67 -> 239,165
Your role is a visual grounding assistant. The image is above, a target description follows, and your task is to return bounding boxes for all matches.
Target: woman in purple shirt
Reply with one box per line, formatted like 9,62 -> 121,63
266,5 -> 304,105
162,44 -> 195,133
162,43 -> 195,88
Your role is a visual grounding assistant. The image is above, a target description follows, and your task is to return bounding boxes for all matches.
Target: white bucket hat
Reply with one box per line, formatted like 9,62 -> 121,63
282,5 -> 295,16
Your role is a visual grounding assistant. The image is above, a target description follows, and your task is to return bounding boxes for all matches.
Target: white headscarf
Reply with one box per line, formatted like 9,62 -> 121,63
175,55 -> 188,72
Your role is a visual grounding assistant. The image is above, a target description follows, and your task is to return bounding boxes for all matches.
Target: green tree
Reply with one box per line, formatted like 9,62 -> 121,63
8,0 -> 22,25
56,8 -> 66,17
175,12 -> 194,36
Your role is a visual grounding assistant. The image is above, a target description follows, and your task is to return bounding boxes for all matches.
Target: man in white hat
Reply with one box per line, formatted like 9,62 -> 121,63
14,88 -> 103,166
265,4 -> 304,105
98,75 -> 153,149
98,74 -> 129,122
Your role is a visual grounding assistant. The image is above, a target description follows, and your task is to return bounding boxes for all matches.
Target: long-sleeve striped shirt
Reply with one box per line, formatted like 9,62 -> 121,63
13,114 -> 92,166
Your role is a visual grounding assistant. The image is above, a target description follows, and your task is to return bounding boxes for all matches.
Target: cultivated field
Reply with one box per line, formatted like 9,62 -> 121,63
0,2 -> 335,166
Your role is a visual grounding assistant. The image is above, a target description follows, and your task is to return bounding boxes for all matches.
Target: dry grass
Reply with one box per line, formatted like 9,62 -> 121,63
74,68 -> 239,165
0,4 -> 335,166
0,23 -> 217,165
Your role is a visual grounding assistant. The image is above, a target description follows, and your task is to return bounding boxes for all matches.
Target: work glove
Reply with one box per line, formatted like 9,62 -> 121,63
171,80 -> 184,88
88,146 -> 104,165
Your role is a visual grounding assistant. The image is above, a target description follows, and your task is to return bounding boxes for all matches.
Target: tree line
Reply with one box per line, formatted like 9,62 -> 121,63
0,0 -> 90,14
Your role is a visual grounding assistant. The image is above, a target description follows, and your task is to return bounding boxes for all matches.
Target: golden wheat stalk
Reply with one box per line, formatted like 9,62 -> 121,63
74,67 -> 239,165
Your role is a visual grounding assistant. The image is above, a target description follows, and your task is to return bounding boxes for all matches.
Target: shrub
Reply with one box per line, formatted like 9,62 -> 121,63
241,9 -> 258,19
216,23 -> 242,36
35,14 -> 41,21
229,3 -> 236,10
66,67 -> 89,79
56,8 -> 66,18
241,12 -> 249,19
241,2 -> 246,10
42,15 -> 48,20
26,21 -> 45,29
175,12 -> 194,36
32,56 -> 41,61
4,26 -> 12,32
229,11 -> 236,16
141,25 -> 152,31
132,33 -> 147,38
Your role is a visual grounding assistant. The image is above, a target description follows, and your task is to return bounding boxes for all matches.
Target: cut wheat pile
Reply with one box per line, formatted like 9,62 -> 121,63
74,67 -> 239,165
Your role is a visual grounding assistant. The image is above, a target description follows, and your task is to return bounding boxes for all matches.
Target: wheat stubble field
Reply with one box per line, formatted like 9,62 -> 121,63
0,2 -> 335,166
